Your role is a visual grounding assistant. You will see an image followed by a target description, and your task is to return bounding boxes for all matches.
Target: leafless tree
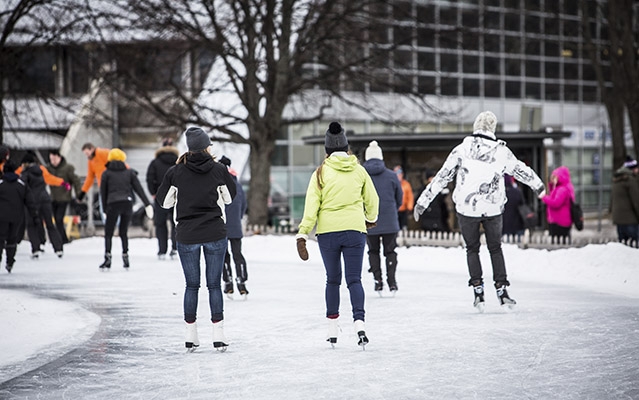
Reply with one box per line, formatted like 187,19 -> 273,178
580,0 -> 639,169
91,0 -> 442,225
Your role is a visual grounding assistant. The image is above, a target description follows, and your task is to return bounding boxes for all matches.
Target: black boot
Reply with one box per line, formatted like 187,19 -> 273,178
236,278 -> 249,295
99,253 -> 112,269
123,253 -> 130,269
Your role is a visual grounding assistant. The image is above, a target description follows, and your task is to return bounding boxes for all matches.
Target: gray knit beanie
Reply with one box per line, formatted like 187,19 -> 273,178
324,122 -> 348,154
185,127 -> 211,152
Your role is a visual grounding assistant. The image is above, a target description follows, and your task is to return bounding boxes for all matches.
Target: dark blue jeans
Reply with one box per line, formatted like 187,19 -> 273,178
317,230 -> 366,321
457,213 -> 508,287
177,238 -> 227,323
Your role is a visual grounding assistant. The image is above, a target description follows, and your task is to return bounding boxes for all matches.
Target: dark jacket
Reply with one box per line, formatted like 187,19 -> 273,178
611,167 -> 639,225
155,152 -> 236,244
503,184 -> 525,234
225,174 -> 247,239
100,161 -> 151,208
363,158 -> 402,235
20,164 -> 53,204
146,146 -> 179,196
47,157 -> 82,202
419,188 -> 450,232
0,171 -> 37,223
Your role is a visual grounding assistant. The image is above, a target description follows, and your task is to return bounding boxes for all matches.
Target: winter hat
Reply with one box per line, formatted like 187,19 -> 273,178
425,169 -> 436,180
219,155 -> 231,167
365,141 -> 383,161
20,151 -> 36,164
623,156 -> 638,169
473,111 -> 497,138
107,148 -> 127,162
324,122 -> 348,154
3,159 -> 17,173
185,127 -> 211,152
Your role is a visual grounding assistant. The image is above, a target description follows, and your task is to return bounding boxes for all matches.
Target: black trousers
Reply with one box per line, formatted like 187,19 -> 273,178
51,201 -> 70,244
104,201 -> 133,254
26,202 -> 63,253
366,233 -> 398,284
0,221 -> 19,266
154,203 -> 176,255
223,238 -> 248,282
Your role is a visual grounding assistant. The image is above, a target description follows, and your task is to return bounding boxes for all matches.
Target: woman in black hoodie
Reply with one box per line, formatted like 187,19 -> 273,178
156,127 -> 236,352
99,148 -> 153,269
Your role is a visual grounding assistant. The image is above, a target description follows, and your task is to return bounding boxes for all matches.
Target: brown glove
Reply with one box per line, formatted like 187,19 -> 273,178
296,238 -> 309,261
365,221 -> 377,229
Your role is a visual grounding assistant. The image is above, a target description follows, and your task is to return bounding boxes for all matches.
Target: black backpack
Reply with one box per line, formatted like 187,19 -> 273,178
570,199 -> 584,231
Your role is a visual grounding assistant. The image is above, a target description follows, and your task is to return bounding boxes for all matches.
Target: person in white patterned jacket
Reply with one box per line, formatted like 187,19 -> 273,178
414,111 -> 545,312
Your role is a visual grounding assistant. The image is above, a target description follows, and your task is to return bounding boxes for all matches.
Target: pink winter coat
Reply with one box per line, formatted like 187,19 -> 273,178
542,166 -> 575,228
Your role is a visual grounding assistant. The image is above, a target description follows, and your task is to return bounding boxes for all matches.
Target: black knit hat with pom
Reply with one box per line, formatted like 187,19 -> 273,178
324,122 -> 348,155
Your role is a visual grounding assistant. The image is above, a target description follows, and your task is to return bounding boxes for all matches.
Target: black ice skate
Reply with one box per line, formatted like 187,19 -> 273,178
224,281 -> 234,300
236,278 -> 249,300
374,280 -> 383,297
473,283 -> 485,313
122,253 -> 130,269
496,283 -> 516,309
388,280 -> 398,297
99,253 -> 112,269
354,320 -> 368,350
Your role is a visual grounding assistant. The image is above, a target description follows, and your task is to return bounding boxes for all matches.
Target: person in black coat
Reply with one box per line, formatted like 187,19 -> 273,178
0,160 -> 38,272
19,151 -> 65,258
502,174 -> 526,241
418,170 -> 450,233
146,138 -> 179,259
99,148 -> 153,269
155,127 -> 236,351
219,155 -> 249,298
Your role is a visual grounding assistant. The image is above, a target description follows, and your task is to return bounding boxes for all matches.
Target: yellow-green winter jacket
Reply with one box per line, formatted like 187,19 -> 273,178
298,153 -> 379,236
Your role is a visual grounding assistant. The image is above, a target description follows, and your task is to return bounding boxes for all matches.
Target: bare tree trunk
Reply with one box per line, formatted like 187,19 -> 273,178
247,134 -> 275,226
605,97 -> 627,170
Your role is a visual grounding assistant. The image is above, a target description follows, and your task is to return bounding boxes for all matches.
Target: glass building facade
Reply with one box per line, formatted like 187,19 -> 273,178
272,0 -> 629,223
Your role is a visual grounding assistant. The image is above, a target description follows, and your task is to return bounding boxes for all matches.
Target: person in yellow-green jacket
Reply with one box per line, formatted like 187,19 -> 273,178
296,122 -> 379,350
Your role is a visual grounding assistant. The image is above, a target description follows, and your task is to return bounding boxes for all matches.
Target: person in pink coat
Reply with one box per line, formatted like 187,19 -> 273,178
541,166 -> 575,244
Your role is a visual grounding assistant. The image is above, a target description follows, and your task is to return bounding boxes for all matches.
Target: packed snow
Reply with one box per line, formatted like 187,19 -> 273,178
0,234 -> 637,399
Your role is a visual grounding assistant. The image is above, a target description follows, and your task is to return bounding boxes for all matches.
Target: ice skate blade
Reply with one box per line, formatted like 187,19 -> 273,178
501,303 -> 516,311
474,302 -> 485,313
214,342 -> 228,352
226,293 -> 234,301
327,337 -> 337,349
376,291 -> 383,298
240,294 -> 248,301
357,332 -> 369,350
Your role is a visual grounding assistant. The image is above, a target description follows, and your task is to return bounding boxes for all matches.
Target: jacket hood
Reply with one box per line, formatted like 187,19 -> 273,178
155,146 -> 180,159
462,135 -> 504,163
363,158 -> 387,176
2,171 -> 19,182
550,166 -> 575,199
24,164 -> 43,177
185,151 -> 216,174
324,154 -> 359,172
612,167 -> 634,182
106,160 -> 127,171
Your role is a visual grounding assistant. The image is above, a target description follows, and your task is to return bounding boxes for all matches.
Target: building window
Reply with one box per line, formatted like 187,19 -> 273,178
525,60 -> 540,77
545,61 -> 560,79
463,55 -> 480,73
525,82 -> 541,99
440,53 -> 458,72
504,35 -> 521,54
484,56 -> 501,75
418,76 -> 436,94
68,47 -> 89,94
505,58 -> 521,76
505,81 -> 520,98
484,34 -> 501,53
463,79 -> 480,96
417,27 -> 436,47
485,79 -> 501,97
416,4 -> 435,24
9,48 -> 56,95
441,77 -> 458,96
504,13 -> 520,32
545,83 -> 561,100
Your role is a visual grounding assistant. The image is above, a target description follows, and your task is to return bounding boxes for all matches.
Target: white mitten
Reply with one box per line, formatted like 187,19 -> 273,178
145,204 -> 154,219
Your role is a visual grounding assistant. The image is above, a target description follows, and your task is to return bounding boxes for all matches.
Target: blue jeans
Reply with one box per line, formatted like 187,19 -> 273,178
317,230 -> 366,321
457,213 -> 508,287
177,239 -> 227,323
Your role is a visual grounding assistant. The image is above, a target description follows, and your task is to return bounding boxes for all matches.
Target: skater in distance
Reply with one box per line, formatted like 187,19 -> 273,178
296,121 -> 379,349
414,111 -> 545,312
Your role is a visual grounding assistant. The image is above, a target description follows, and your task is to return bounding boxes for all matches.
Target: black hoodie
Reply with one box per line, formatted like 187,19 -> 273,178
155,152 -> 236,244
0,171 -> 38,223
